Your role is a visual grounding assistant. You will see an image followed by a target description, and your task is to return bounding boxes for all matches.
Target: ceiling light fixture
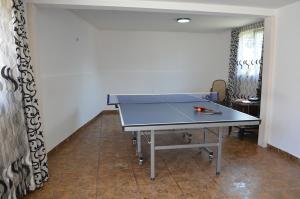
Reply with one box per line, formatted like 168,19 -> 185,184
177,18 -> 191,24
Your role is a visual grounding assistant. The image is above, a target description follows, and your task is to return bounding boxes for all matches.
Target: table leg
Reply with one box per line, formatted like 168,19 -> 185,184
201,128 -> 213,161
137,131 -> 143,165
150,130 -> 155,180
132,131 -> 137,145
216,127 -> 223,175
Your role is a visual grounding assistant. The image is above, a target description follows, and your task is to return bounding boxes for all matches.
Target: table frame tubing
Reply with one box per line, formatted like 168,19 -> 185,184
150,130 -> 155,180
216,128 -> 223,174
123,121 -> 259,131
155,143 -> 218,150
136,128 -> 224,179
136,131 -> 142,159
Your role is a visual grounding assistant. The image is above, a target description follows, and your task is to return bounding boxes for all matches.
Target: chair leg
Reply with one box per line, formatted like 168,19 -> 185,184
228,126 -> 232,136
238,128 -> 245,139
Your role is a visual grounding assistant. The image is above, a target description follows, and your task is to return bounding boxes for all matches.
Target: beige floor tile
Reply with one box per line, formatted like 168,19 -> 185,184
133,169 -> 176,186
98,169 -> 137,189
138,183 -> 185,199
97,185 -> 140,199
53,189 -> 96,199
23,186 -> 54,199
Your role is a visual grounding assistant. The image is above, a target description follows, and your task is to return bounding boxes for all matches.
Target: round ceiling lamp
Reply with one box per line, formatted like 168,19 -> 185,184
177,18 -> 191,24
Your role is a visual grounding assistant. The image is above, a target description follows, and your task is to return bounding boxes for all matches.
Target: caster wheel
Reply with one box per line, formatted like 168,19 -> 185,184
209,154 -> 214,162
216,172 -> 220,176
138,157 -> 143,165
132,138 -> 137,145
183,133 -> 192,143
150,178 -> 155,181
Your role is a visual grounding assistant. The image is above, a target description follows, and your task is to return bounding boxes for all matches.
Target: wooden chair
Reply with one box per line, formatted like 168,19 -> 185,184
210,79 -> 227,105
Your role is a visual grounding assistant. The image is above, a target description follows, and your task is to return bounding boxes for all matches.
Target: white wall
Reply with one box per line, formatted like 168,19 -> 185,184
268,2 -> 300,158
96,30 -> 230,109
33,7 -> 103,151
30,7 -> 230,151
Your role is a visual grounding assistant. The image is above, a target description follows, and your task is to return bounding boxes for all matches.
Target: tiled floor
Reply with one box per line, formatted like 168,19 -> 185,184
24,112 -> 300,199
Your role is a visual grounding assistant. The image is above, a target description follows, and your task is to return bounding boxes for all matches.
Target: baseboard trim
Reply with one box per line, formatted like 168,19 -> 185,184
267,144 -> 300,164
48,110 -> 118,155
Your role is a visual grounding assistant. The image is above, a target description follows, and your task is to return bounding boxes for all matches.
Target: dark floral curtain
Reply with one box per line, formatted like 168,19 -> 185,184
227,29 -> 240,106
0,0 -> 48,198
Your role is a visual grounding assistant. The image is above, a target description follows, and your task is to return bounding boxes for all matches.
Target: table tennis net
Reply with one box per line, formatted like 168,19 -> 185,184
107,92 -> 218,105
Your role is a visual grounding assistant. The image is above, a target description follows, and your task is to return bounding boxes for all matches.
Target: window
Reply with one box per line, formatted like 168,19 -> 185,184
235,27 -> 264,98
237,28 -> 264,78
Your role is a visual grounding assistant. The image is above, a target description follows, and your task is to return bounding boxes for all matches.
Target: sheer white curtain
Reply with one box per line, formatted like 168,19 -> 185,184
236,28 -> 264,98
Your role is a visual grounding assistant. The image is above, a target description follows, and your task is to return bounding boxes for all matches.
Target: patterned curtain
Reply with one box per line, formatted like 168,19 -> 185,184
0,0 -> 48,198
12,0 -> 48,188
227,21 -> 264,105
227,29 -> 240,106
257,42 -> 264,99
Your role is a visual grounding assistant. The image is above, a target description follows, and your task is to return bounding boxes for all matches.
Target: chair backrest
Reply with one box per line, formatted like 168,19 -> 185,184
210,79 -> 227,103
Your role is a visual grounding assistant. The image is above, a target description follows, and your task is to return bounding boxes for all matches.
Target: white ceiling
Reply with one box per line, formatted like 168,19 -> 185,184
71,9 -> 263,33
139,0 -> 300,9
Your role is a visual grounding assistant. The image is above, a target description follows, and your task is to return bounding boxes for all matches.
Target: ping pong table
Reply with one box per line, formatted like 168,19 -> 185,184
107,93 -> 260,180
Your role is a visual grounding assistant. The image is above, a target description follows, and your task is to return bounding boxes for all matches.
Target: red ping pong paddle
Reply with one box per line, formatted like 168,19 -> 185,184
193,106 -> 207,112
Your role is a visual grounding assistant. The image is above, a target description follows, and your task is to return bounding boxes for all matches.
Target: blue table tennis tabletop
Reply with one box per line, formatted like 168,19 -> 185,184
107,93 -> 261,131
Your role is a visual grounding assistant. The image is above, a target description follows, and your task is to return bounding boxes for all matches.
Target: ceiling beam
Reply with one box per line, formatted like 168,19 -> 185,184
26,0 -> 275,17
